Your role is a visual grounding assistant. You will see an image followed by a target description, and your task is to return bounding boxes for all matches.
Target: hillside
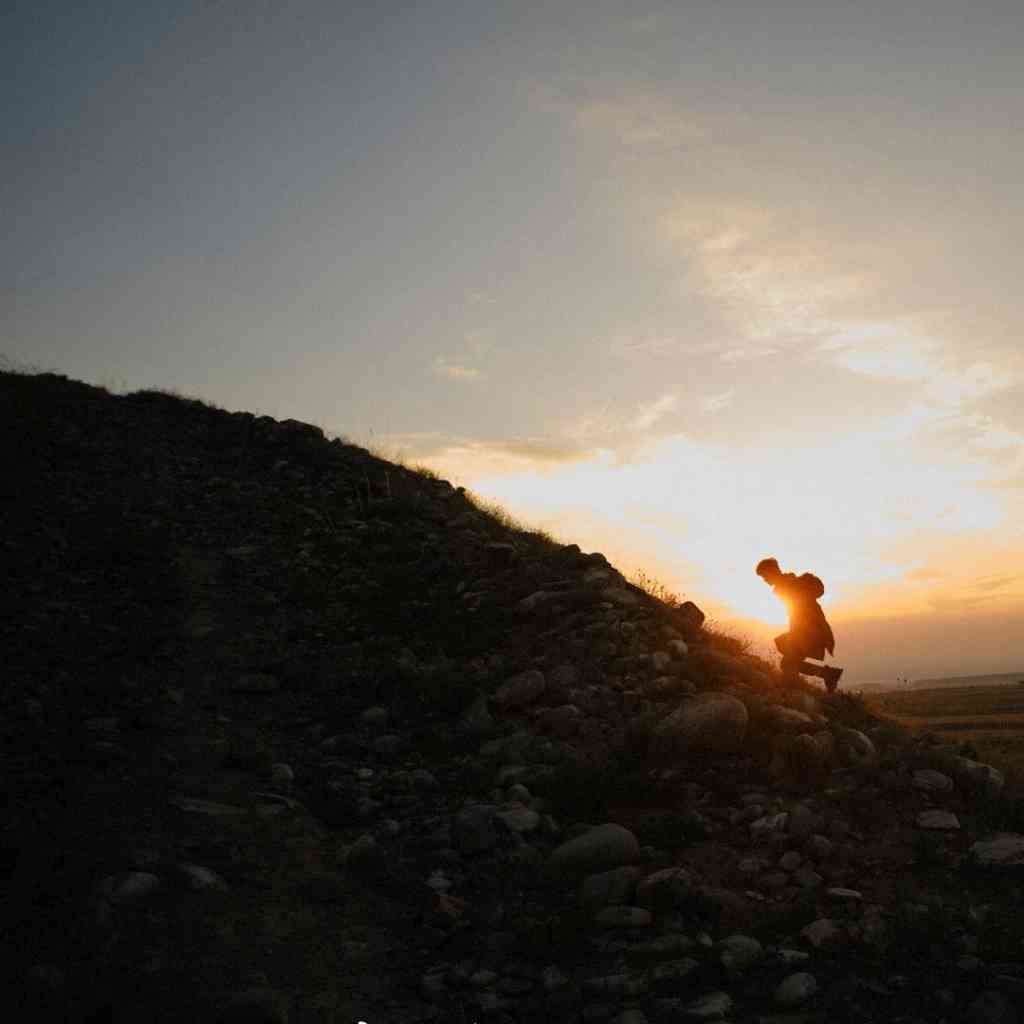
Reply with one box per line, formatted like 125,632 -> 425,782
5,369 -> 1024,1024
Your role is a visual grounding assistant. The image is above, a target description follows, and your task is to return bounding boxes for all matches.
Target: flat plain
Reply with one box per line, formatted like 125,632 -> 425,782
873,683 -> 1024,783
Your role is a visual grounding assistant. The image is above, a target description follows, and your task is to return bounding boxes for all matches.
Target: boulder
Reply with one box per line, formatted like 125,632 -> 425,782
650,693 -> 748,760
970,834 -> 1024,867
547,823 -> 640,879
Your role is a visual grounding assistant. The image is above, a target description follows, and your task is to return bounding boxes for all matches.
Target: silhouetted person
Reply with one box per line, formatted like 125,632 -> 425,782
756,558 -> 843,693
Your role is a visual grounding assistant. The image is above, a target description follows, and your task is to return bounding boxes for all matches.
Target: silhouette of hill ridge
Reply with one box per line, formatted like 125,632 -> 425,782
5,369 -> 1024,1024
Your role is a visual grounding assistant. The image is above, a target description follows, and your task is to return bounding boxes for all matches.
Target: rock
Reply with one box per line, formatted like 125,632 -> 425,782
765,706 -> 815,732
966,990 -> 1017,1024
360,706 -> 389,729
594,906 -> 653,928
719,933 -> 764,972
269,763 -> 294,788
547,823 -> 640,878
913,769 -> 954,793
954,757 -> 1006,794
801,918 -> 845,950
650,693 -> 748,760
230,673 -> 280,694
493,669 -> 546,709
834,727 -> 876,765
452,805 -> 498,854
775,972 -> 818,1007
537,704 -> 582,738
175,863 -> 228,892
970,834 -> 1024,867
344,834 -> 380,870
170,796 -> 247,817
675,601 -> 706,635
579,866 -> 641,908
112,871 -> 162,904
826,887 -> 863,902
681,990 -> 732,1020
804,834 -> 834,861
750,812 -> 788,840
917,810 -> 961,830
636,866 -> 695,909
495,803 -> 540,833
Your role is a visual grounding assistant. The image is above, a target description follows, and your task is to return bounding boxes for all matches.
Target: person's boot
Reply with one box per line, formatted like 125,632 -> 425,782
824,666 -> 843,694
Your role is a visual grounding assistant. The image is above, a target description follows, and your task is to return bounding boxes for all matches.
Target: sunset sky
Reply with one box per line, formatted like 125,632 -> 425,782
5,1 -> 1023,682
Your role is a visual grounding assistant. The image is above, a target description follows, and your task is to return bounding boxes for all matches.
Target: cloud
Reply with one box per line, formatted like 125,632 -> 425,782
973,574 -> 1021,593
629,393 -> 677,431
433,356 -> 484,382
700,389 -> 734,414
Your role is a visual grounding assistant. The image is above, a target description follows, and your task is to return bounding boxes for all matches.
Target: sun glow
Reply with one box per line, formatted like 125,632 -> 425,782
421,418 -> 1003,629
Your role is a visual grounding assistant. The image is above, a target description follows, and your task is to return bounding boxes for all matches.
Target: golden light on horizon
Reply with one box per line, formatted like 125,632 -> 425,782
419,415 -> 1005,634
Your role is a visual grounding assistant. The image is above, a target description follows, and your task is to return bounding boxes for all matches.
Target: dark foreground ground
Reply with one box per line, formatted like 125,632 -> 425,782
5,370 -> 1024,1024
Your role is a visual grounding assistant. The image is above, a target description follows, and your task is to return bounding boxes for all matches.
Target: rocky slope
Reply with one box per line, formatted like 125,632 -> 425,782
5,369 -> 1024,1024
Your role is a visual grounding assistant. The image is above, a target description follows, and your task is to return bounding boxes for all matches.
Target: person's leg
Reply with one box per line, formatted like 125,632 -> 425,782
775,634 -> 800,682
797,660 -> 844,692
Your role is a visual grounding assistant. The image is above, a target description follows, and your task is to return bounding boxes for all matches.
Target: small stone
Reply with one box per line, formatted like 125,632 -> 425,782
719,933 -> 764,972
917,810 -> 960,830
230,673 -> 280,694
594,905 -> 652,928
452,805 -> 497,854
801,918 -> 845,950
495,803 -> 541,833
804,834 -> 833,861
826,887 -> 863,902
681,990 -> 732,1020
750,812 -> 789,840
775,971 -> 818,1007
493,669 -> 546,709
636,866 -> 695,909
360,706 -> 389,729
269,763 -> 294,787
113,872 -> 162,904
344,834 -> 380,870
779,850 -> 803,871
506,783 -> 531,802
913,769 -> 954,792
175,863 -> 228,892
170,796 -> 247,817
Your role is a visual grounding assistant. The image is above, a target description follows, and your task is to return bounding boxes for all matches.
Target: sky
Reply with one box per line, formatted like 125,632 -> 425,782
5,0 -> 1024,682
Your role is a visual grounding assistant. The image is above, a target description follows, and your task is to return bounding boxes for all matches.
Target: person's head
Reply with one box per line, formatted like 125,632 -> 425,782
756,557 -> 782,583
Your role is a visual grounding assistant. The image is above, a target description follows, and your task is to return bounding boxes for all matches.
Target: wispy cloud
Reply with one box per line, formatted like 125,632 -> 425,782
629,393 -> 677,431
700,389 -> 734,414
433,356 -> 484,382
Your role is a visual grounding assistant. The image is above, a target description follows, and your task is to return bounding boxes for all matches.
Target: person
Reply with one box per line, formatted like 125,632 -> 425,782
756,557 -> 843,693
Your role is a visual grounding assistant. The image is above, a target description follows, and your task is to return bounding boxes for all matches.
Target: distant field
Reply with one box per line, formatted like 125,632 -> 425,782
873,685 -> 1024,782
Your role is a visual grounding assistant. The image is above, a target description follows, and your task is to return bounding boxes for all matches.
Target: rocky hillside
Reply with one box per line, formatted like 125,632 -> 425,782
5,369 -> 1024,1024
